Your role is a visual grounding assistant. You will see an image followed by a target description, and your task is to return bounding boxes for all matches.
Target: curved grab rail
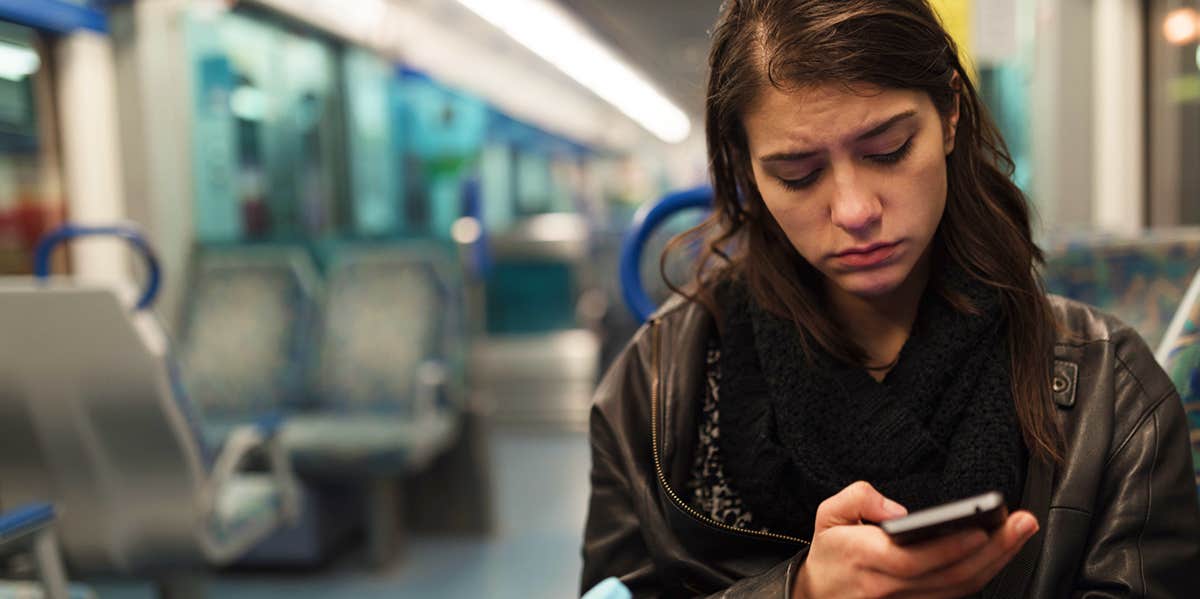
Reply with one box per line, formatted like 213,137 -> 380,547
33,224 -> 162,311
619,186 -> 713,323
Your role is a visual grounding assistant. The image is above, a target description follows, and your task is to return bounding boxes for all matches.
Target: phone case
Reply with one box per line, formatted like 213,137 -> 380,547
881,491 -> 1008,546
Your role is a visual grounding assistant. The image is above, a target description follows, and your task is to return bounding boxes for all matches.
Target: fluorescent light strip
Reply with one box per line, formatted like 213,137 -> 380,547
456,0 -> 691,144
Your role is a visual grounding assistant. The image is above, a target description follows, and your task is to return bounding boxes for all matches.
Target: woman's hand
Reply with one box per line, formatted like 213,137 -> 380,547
792,481 -> 1039,599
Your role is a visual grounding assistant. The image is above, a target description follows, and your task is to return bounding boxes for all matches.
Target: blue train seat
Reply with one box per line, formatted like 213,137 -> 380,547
178,245 -> 324,444
1043,230 -> 1200,349
299,244 -> 461,473
288,244 -> 464,563
0,226 -> 300,590
1156,269 -> 1200,495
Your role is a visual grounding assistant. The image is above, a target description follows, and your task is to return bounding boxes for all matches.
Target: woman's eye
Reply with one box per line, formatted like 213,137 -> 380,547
867,138 -> 913,165
777,169 -> 822,191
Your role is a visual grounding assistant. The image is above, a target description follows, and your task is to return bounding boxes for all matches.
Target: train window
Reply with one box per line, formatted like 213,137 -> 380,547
0,22 -> 62,275
186,8 -> 343,242
1149,1 -> 1200,226
343,47 -> 401,237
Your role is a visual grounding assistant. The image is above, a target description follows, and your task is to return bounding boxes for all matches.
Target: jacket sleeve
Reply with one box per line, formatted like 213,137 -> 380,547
1073,384 -> 1200,597
580,339 -> 809,598
580,401 -> 660,596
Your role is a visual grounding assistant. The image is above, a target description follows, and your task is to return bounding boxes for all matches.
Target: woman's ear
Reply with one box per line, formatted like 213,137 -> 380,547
943,72 -> 962,155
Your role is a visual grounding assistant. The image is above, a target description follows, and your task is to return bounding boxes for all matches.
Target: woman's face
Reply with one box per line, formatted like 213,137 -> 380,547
742,83 -> 959,300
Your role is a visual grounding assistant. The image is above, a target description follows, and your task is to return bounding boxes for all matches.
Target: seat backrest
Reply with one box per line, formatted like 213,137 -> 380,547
0,281 -> 208,574
315,245 -> 457,417
177,247 -> 322,419
1044,230 -> 1200,348
1155,270 -> 1200,492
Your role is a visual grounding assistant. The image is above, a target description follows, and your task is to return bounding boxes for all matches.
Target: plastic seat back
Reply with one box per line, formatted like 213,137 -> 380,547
0,281 -> 209,574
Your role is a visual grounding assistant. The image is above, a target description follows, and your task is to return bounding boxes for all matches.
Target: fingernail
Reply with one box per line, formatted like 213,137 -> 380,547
883,498 -> 908,518
1016,516 -> 1038,537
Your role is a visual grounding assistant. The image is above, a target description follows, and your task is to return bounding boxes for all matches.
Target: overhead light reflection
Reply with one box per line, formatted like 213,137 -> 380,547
230,86 -> 267,121
0,42 -> 39,82
456,0 -> 692,144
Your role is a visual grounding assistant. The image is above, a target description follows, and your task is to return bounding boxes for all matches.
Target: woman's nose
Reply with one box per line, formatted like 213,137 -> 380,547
829,168 -> 882,234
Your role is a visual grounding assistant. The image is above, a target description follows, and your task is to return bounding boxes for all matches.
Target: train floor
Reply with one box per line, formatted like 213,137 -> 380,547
90,427 -> 591,599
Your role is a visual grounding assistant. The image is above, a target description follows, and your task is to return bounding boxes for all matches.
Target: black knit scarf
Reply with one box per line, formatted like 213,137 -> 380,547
716,272 -> 1026,541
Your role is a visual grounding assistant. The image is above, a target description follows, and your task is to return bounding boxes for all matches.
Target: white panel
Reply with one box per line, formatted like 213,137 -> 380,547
55,31 -> 129,285
973,0 -> 1020,65
1092,0 -> 1144,233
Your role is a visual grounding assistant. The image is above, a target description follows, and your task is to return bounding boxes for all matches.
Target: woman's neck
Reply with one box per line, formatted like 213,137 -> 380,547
825,256 -> 931,381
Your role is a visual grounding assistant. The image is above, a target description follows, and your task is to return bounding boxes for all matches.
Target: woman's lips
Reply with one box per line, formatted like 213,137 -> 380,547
834,241 -> 900,268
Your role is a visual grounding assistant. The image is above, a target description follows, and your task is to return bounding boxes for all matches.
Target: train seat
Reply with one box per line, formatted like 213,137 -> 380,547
1155,268 -> 1200,495
0,280 -> 300,587
1043,229 -> 1200,349
178,246 -> 323,442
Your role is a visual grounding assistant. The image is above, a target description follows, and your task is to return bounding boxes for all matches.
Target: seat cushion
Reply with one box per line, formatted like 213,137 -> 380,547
210,474 -> 283,546
0,581 -> 96,599
281,413 -> 459,476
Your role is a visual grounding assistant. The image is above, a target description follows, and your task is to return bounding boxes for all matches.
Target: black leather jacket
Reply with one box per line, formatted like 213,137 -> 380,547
581,295 -> 1200,598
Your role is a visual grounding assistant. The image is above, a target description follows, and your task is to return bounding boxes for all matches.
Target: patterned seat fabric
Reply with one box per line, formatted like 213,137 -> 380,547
317,256 -> 443,416
1156,270 -> 1200,493
178,248 -> 321,425
1043,231 -> 1200,349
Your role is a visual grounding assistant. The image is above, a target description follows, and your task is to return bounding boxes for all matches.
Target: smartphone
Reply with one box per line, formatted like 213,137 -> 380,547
880,491 -> 1008,546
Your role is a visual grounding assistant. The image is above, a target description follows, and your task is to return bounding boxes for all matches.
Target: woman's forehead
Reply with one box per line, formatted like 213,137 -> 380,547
743,84 -> 927,151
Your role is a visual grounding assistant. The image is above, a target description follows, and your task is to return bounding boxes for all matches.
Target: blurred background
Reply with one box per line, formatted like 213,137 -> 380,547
0,0 -> 1197,598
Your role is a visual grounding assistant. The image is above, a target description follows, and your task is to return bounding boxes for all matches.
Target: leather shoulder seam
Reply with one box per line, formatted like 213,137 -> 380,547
1103,375 -> 1175,469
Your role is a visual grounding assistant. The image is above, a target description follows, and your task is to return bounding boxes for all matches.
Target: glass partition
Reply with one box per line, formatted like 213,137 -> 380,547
0,22 -> 63,274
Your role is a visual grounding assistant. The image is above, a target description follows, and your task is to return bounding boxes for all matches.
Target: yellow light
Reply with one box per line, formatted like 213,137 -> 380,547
1164,8 -> 1200,46
451,217 -> 482,245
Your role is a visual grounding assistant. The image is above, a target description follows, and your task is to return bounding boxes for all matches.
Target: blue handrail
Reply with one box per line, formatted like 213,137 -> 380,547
619,186 -> 714,323
33,224 -> 162,311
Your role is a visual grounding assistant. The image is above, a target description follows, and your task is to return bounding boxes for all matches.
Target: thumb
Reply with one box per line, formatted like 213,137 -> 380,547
815,481 -> 908,532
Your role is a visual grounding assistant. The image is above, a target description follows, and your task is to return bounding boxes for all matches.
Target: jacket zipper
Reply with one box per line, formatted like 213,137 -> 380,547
648,317 -> 810,546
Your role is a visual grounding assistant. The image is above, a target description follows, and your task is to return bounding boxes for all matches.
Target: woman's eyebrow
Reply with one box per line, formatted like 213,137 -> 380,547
855,109 -> 918,142
759,109 -> 918,163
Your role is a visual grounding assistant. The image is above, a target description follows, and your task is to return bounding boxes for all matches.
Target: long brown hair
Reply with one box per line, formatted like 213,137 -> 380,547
667,0 -> 1063,462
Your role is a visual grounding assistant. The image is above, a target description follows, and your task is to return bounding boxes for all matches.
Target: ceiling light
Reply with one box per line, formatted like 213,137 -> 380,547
456,0 -> 691,144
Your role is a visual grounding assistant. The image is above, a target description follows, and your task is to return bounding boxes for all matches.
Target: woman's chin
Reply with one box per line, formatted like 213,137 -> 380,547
828,269 -> 908,299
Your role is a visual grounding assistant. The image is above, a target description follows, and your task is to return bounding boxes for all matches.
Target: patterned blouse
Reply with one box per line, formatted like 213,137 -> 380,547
687,343 -> 762,530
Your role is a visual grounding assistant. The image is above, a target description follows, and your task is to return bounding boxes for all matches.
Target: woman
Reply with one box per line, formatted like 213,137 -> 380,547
580,1 -> 1200,597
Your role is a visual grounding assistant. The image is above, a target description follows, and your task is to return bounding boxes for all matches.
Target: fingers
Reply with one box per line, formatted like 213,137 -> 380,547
904,511 -> 1040,596
868,527 -> 990,579
815,481 -> 908,532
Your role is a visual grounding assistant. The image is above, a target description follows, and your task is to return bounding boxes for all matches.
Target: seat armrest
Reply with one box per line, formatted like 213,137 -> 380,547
199,421 -> 301,532
0,503 -> 54,548
415,359 -> 450,422
0,503 -> 70,599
